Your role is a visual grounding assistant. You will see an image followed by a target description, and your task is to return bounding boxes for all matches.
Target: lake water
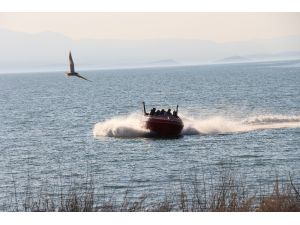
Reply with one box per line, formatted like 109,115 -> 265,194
0,60 -> 300,209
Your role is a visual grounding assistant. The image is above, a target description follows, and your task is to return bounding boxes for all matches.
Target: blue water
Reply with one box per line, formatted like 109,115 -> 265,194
0,60 -> 300,209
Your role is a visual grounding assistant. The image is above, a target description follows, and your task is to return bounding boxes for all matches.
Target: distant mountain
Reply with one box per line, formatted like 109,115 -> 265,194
214,51 -> 300,64
1,28 -> 300,73
247,51 -> 300,61
215,55 -> 250,63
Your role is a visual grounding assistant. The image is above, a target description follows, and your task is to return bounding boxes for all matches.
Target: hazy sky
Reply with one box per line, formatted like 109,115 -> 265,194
0,12 -> 300,42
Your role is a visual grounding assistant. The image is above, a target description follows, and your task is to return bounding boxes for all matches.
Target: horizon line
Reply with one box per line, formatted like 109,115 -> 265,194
1,58 -> 299,75
1,27 -> 300,44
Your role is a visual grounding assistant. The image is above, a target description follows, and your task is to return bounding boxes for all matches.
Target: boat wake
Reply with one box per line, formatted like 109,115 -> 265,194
181,114 -> 300,135
93,112 -> 300,138
93,112 -> 148,138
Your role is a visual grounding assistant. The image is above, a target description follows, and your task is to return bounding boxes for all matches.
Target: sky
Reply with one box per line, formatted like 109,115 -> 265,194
0,12 -> 300,72
0,13 -> 300,42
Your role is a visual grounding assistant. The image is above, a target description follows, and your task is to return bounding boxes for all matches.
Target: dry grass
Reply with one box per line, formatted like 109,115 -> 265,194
257,175 -> 300,212
209,176 -> 255,212
5,173 -> 300,212
23,180 -> 95,212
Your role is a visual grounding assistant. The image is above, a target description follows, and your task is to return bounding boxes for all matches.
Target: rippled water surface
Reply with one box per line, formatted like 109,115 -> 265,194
0,60 -> 300,208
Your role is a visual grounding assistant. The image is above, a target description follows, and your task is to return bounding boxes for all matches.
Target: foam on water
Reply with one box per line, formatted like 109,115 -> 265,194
93,112 -> 148,138
93,112 -> 300,138
181,114 -> 300,135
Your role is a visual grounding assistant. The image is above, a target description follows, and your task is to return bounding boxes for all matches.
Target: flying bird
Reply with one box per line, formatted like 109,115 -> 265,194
65,51 -> 91,82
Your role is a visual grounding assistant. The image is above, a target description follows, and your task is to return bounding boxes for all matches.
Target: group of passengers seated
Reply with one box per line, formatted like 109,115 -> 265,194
149,108 -> 178,117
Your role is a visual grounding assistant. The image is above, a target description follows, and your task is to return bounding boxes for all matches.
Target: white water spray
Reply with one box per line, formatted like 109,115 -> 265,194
93,112 -> 300,138
93,112 -> 148,138
181,114 -> 300,135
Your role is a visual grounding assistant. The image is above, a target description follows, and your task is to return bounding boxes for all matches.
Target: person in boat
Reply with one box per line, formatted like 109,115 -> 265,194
150,108 -> 156,116
173,110 -> 178,117
167,109 -> 172,116
155,109 -> 161,116
161,109 -> 165,116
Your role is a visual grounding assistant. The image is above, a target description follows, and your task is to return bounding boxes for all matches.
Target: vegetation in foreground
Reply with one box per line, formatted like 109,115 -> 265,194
4,173 -> 300,212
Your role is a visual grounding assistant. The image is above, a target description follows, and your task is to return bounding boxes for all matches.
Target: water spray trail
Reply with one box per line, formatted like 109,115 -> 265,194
93,112 -> 300,138
93,112 -> 148,138
181,114 -> 300,135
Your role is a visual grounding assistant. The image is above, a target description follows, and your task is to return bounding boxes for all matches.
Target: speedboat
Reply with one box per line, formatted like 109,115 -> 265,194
142,102 -> 184,137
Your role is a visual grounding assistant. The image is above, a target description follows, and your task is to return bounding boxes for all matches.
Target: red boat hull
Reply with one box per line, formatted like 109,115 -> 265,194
144,115 -> 184,137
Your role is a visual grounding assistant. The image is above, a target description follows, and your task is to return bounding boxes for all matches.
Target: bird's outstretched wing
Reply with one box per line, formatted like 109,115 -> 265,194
75,74 -> 92,82
66,51 -> 92,81
69,51 -> 75,73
